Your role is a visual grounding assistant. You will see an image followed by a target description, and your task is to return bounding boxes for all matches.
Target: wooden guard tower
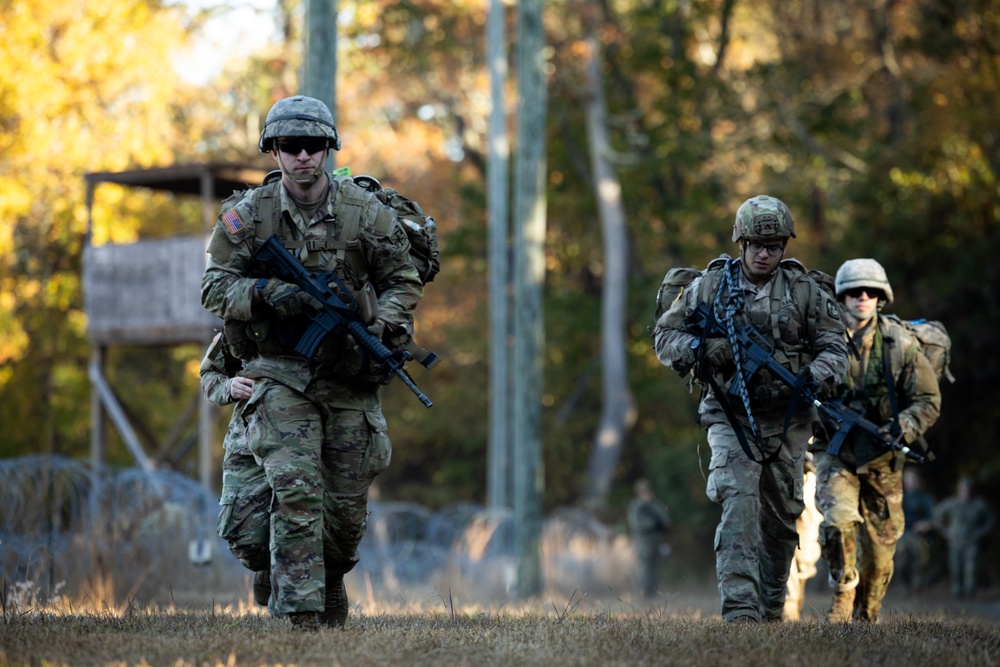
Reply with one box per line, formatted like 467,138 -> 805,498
83,163 -> 268,491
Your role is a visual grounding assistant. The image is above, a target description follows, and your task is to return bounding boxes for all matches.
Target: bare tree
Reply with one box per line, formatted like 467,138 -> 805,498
581,26 -> 636,509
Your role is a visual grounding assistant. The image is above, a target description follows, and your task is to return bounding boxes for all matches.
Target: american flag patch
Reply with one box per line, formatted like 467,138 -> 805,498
222,208 -> 245,234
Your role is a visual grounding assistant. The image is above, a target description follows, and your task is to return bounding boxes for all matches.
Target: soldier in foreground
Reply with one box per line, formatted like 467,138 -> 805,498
202,95 -> 423,629
652,195 -> 848,623
813,259 -> 941,623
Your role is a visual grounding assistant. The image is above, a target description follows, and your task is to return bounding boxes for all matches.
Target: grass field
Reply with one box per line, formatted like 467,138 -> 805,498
3,586 -> 998,666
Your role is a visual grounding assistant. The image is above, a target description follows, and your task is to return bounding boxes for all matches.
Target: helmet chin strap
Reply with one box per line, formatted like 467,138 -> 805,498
275,146 -> 329,185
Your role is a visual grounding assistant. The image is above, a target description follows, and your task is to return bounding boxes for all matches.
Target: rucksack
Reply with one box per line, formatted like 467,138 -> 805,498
898,318 -> 955,384
366,183 -> 440,285
653,255 -> 731,321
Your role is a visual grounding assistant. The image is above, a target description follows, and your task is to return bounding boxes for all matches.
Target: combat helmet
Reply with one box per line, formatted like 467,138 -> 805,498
732,195 -> 796,242
835,258 -> 894,305
258,95 -> 341,153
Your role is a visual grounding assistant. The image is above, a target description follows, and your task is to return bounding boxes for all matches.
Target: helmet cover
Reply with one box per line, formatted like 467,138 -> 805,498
258,95 -> 341,153
732,195 -> 796,242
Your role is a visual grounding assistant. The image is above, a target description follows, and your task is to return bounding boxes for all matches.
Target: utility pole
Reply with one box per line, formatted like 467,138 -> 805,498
304,0 -> 337,171
486,0 -> 511,516
512,0 -> 547,600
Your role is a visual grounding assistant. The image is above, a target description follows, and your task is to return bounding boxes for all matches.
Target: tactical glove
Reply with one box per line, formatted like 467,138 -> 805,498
807,366 -> 838,399
702,338 -> 732,369
366,318 -> 386,341
259,279 -> 317,318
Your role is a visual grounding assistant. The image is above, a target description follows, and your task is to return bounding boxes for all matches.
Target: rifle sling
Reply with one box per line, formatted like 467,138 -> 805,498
702,369 -> 782,466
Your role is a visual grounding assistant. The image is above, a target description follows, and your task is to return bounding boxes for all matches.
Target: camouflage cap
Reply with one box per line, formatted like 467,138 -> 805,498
258,95 -> 341,153
835,258 -> 894,305
732,195 -> 796,242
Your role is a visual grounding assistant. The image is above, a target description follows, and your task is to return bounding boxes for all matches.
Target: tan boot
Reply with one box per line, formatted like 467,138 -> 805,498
827,570 -> 860,624
827,587 -> 856,623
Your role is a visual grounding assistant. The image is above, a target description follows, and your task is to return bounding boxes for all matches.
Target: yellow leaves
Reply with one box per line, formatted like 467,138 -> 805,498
0,289 -> 29,367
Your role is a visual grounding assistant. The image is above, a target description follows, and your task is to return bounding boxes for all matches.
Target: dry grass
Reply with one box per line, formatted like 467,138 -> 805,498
2,589 -> 998,667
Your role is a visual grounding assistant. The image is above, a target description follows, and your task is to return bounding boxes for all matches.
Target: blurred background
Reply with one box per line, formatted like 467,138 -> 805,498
1,0 -> 997,607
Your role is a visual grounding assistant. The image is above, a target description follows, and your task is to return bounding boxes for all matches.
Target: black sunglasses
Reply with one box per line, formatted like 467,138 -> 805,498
843,287 -> 884,300
276,138 -> 328,155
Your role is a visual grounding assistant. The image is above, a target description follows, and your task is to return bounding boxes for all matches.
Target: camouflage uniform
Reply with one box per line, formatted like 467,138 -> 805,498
933,480 -> 996,597
198,335 -> 270,575
813,260 -> 941,622
202,97 -> 423,623
652,195 -> 848,622
627,480 -> 672,598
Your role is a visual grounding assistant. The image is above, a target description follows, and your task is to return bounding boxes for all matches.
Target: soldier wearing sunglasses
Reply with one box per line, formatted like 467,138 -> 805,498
814,258 -> 941,623
202,95 -> 423,630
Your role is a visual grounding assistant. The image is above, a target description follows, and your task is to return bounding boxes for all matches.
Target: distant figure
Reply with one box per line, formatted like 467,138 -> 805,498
627,479 -> 672,598
783,451 -> 823,621
933,477 -> 996,598
895,468 -> 936,591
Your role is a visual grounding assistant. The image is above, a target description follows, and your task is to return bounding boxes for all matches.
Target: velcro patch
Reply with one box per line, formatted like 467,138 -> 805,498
753,213 -> 780,236
218,201 -> 254,242
222,208 -> 244,234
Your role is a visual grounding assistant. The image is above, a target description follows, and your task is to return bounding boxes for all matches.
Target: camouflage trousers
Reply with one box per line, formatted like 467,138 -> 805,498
947,539 -> 982,597
894,530 -> 931,590
705,421 -> 807,622
633,537 -> 665,598
815,450 -> 904,620
238,376 -> 391,616
217,398 -> 270,572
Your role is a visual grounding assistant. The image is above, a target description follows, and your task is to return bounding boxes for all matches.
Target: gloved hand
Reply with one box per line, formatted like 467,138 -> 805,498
366,318 -> 386,341
808,366 -> 838,399
259,279 -> 317,318
879,418 -> 913,443
702,338 -> 732,369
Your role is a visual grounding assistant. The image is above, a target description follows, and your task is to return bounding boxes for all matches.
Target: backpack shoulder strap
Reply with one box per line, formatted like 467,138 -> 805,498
253,180 -> 282,244
697,254 -> 732,303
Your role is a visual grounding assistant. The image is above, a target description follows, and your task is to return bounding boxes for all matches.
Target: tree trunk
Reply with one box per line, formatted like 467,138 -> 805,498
582,32 -> 636,509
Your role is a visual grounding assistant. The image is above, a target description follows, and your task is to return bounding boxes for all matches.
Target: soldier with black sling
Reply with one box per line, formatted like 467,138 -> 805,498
202,95 -> 423,629
652,195 -> 848,623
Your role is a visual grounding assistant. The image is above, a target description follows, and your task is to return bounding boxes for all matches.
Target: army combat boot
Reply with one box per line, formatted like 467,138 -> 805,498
288,611 -> 320,631
253,569 -> 271,607
826,572 -> 859,623
319,575 -> 349,628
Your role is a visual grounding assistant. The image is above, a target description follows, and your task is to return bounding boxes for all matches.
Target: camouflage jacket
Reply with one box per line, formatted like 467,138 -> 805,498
199,333 -> 240,407
653,257 -> 849,435
817,314 -> 941,464
201,173 -> 423,394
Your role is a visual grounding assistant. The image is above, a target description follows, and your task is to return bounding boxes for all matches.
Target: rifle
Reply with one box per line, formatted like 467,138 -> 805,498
253,235 -> 433,408
685,302 -> 924,463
